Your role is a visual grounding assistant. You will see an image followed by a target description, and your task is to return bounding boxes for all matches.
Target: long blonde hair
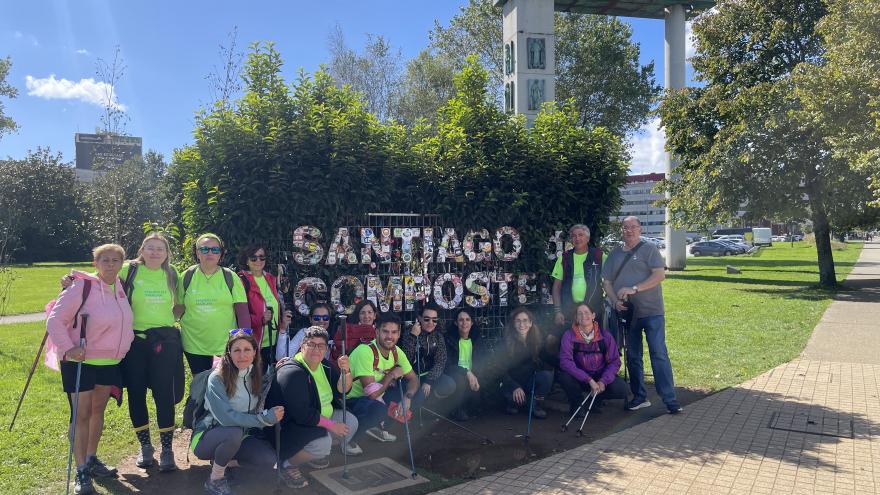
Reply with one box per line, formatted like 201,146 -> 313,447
130,233 -> 178,303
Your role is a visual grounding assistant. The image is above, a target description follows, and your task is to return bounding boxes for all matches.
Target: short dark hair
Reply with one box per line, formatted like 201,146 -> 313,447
377,312 -> 402,331
309,302 -> 332,317
420,302 -> 441,316
303,325 -> 329,343
237,243 -> 266,268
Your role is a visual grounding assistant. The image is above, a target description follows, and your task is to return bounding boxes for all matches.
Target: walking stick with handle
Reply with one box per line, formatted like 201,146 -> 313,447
525,371 -> 536,443
66,313 -> 88,495
398,378 -> 418,479
8,331 -> 49,431
339,314 -> 348,478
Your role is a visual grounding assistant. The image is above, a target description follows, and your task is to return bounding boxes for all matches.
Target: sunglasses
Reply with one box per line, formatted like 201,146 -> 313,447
249,255 -> 266,262
198,246 -> 222,254
422,317 -> 439,323
229,328 -> 253,336
311,315 -> 330,321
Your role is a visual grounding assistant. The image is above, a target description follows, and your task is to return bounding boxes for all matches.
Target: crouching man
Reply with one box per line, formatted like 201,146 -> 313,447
265,326 -> 361,488
347,312 -> 421,446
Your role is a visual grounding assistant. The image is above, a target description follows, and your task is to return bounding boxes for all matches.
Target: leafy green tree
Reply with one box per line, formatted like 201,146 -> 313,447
0,56 -> 18,141
0,149 -> 91,262
394,49 -> 458,125
795,0 -> 880,204
87,151 -> 168,254
659,0 -> 874,287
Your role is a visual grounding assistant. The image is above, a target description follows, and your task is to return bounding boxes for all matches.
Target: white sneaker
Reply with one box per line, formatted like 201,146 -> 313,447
365,427 -> 397,442
342,441 -> 363,455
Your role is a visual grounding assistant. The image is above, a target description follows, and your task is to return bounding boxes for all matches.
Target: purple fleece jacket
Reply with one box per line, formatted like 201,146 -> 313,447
559,326 -> 620,385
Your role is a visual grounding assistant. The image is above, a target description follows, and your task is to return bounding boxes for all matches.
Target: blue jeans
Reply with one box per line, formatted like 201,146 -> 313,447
347,379 -> 424,442
626,315 -> 678,407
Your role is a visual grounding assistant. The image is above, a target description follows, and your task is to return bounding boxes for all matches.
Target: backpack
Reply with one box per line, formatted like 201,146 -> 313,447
43,279 -> 92,371
121,261 -> 140,300
330,323 -> 376,363
369,341 -> 399,372
182,368 -> 213,429
182,265 -> 235,296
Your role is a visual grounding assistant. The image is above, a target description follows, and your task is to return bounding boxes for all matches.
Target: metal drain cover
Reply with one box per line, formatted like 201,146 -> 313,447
310,457 -> 429,495
769,411 -> 853,438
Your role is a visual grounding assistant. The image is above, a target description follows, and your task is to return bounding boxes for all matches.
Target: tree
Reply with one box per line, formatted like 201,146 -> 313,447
326,26 -> 403,122
95,46 -> 129,135
87,151 -> 168,254
428,0 -> 659,136
394,49 -> 458,125
0,56 -> 18,141
0,149 -> 91,262
659,0 -> 875,287
795,0 -> 880,204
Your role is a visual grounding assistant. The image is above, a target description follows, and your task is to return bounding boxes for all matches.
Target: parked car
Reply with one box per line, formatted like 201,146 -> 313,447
714,239 -> 748,254
689,241 -> 735,257
771,235 -> 787,242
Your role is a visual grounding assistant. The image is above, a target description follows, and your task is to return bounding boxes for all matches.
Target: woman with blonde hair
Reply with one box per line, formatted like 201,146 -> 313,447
48,243 -> 134,495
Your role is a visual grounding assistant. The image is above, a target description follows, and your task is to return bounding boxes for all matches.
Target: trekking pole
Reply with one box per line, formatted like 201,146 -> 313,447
8,330 -> 49,431
274,422 -> 282,488
576,391 -> 598,437
415,334 -> 423,428
265,307 -> 275,371
398,378 -> 418,479
419,406 -> 493,445
561,391 -> 594,432
525,372 -> 536,443
339,314 -> 349,479
66,313 -> 88,495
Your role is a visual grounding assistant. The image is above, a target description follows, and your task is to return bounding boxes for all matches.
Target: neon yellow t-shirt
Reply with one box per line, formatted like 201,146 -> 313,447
254,275 -> 279,347
295,353 -> 333,418
552,252 -> 589,303
120,263 -> 177,333
458,339 -> 473,370
347,340 -> 413,399
178,267 -> 247,356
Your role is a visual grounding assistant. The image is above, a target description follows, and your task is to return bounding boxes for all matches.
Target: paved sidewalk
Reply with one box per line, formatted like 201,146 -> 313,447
436,242 -> 880,494
0,312 -> 44,325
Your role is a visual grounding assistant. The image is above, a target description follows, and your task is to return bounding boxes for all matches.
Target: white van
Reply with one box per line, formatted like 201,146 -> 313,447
752,228 -> 772,246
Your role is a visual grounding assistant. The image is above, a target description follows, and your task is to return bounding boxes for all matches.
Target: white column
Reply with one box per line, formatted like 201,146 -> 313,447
664,4 -> 687,270
501,0 -> 555,126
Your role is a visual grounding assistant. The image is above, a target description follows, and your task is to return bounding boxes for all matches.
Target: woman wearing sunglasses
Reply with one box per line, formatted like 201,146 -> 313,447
178,234 -> 250,375
237,244 -> 292,367
193,329 -> 283,495
277,302 -> 332,361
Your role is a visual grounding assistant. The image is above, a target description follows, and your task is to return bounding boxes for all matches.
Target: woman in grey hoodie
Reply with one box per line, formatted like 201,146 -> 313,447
192,329 -> 284,495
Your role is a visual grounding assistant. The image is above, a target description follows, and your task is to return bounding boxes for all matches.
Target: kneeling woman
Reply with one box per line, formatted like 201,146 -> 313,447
47,243 -> 134,495
558,303 -> 628,415
193,330 -> 283,495
498,307 -> 555,419
266,326 -> 360,489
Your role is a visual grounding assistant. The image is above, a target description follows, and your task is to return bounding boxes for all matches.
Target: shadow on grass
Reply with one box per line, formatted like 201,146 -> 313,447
670,273 -> 816,288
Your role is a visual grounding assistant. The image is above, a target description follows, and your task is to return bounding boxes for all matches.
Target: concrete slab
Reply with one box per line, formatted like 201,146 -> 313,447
311,457 -> 428,495
0,312 -> 44,325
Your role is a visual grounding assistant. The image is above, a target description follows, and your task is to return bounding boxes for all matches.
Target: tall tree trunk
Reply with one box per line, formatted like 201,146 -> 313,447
808,193 -> 837,287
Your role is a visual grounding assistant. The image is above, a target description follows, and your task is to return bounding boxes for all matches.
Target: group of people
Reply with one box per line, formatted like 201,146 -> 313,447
45,215 -> 679,495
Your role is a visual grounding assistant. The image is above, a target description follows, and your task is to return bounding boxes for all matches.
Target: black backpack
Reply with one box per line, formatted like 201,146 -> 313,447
182,369 -> 213,430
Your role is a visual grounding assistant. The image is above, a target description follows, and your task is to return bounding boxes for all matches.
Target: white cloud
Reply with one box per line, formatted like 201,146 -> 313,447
628,117 -> 667,174
13,31 -> 23,39
25,75 -> 127,111
686,21 -> 696,59
75,49 -> 90,55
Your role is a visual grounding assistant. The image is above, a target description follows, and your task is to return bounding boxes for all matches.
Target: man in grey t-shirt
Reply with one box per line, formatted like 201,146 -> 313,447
602,216 -> 681,414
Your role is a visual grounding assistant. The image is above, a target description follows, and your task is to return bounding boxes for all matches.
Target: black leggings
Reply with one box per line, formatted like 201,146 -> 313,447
185,352 -> 215,376
120,328 -> 184,430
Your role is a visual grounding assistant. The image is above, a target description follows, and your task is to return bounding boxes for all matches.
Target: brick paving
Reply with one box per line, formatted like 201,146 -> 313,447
435,242 -> 880,494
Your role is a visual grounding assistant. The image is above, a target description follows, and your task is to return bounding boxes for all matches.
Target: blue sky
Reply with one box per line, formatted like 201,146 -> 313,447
1,1 -> 693,174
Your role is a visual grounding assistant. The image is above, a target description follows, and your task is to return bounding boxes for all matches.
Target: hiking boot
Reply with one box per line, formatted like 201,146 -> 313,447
342,441 -> 363,455
159,449 -> 178,472
365,427 -> 396,442
204,477 -> 233,495
625,398 -> 651,411
86,456 -> 118,478
74,467 -> 94,495
667,404 -> 684,415
279,465 -> 309,489
136,444 -> 155,468
308,456 -> 331,469
505,403 -> 519,415
531,400 -> 548,420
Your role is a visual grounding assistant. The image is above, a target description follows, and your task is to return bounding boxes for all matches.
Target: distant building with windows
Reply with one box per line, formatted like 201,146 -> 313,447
611,173 -> 666,237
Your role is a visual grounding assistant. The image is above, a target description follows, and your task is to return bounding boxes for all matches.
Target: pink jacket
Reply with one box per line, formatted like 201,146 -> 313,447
46,270 -> 134,360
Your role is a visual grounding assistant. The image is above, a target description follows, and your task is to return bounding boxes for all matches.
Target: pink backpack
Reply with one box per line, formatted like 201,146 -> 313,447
43,280 -> 92,371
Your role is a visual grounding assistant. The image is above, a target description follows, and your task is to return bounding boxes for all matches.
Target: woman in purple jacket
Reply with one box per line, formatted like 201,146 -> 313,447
558,303 -> 628,415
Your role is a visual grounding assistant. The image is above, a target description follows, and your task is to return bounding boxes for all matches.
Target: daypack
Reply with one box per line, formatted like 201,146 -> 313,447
369,341 -> 399,372
121,261 -> 140,300
43,279 -> 92,371
182,368 -> 213,429
182,265 -> 235,296
330,323 -> 376,363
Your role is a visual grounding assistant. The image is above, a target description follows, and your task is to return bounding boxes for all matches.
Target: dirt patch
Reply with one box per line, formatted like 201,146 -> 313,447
102,386 -> 710,494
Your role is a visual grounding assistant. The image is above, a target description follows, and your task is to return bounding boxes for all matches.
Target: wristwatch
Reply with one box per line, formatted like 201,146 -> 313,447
632,285 -> 639,293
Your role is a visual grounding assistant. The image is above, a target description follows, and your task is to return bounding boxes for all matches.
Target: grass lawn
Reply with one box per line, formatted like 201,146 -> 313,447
0,242 -> 865,493
664,241 -> 864,390
2,263 -> 93,316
